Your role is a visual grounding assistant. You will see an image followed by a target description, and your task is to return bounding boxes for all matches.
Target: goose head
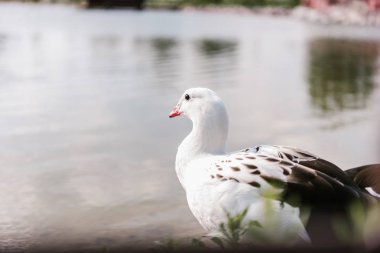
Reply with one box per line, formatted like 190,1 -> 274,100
169,88 -> 227,122
169,88 -> 229,155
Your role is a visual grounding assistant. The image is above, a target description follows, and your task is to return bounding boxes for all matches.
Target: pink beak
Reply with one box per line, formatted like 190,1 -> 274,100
169,105 -> 181,118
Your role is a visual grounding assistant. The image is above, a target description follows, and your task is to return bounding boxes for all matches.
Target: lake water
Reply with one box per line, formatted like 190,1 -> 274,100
0,2 -> 379,251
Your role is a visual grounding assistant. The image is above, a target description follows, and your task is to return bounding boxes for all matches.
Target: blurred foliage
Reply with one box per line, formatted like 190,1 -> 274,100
153,201 -> 380,250
6,0 -> 301,7
333,201 -> 380,246
215,208 -> 262,248
153,238 -> 181,252
186,0 -> 300,7
145,0 -> 301,9
308,38 -> 379,117
152,208 -> 262,251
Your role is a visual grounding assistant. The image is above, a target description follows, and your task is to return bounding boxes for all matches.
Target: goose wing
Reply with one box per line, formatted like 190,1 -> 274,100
209,145 -> 362,207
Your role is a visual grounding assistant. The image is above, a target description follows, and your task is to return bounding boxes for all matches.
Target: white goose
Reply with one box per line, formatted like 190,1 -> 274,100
169,87 -> 380,245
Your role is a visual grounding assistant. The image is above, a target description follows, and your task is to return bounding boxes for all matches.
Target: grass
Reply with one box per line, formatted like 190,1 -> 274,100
152,201 -> 380,252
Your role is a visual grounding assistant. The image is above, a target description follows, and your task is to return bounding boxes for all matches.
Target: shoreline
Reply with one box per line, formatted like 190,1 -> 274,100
1,1 -> 380,26
181,4 -> 380,27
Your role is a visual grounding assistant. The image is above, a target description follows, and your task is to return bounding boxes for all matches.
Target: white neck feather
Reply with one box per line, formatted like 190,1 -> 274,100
175,100 -> 229,188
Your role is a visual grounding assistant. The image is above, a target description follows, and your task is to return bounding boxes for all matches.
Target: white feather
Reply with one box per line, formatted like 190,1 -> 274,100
172,88 -> 310,243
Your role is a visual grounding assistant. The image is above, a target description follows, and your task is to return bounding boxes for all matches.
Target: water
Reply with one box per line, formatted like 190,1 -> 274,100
0,2 -> 379,251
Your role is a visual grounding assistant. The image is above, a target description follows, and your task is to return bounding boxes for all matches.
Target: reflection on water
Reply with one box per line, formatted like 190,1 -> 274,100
0,34 -> 5,48
0,3 -> 379,251
144,37 -> 238,88
195,39 -> 238,87
150,37 -> 178,54
308,38 -> 379,116
196,39 -> 237,56
149,37 -> 180,86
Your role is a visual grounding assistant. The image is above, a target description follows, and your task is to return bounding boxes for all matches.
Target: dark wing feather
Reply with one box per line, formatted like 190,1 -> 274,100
283,164 -> 360,207
236,145 -> 373,206
226,145 -> 380,245
252,145 -> 356,186
298,158 -> 354,187
346,164 -> 380,200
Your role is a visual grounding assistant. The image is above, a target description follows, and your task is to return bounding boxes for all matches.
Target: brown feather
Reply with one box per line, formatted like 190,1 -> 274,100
346,164 -> 380,197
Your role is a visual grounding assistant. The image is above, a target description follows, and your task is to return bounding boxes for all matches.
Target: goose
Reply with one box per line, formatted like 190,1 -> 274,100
169,87 -> 380,245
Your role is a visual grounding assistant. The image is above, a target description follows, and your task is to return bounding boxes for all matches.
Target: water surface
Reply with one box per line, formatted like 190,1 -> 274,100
0,3 -> 379,251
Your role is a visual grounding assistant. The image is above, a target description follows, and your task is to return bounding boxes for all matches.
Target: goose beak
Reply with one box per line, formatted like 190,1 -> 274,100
169,105 -> 181,118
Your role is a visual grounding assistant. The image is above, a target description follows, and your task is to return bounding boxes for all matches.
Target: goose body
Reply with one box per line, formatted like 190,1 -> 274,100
169,88 -> 380,244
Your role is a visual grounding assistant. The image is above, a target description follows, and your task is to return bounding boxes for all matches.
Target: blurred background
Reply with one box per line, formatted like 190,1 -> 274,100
0,0 -> 379,251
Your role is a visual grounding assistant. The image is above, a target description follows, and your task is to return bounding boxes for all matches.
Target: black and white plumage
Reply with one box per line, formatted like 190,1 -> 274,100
169,87 -> 380,244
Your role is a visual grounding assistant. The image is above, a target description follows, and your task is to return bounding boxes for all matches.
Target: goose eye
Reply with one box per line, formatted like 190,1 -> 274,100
185,94 -> 190,101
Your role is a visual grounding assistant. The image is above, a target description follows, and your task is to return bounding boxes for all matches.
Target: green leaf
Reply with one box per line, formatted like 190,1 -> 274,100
190,238 -> 206,249
210,237 -> 224,248
154,238 -> 178,251
219,223 -> 229,238
247,220 -> 262,228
